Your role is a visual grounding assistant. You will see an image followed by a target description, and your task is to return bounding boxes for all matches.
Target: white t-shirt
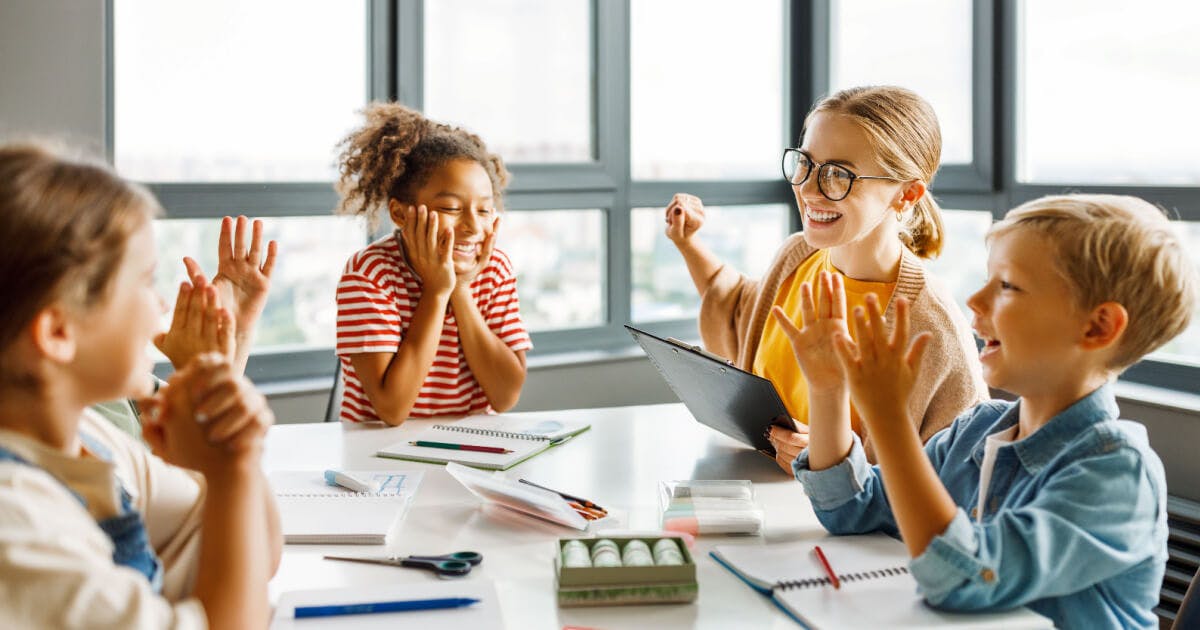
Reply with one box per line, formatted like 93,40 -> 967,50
976,424 -> 1020,524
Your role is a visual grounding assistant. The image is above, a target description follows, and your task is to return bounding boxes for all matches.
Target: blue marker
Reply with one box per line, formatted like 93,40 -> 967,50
294,597 -> 480,618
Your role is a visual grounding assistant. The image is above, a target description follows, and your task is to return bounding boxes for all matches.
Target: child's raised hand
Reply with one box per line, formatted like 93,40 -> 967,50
664,193 -> 706,246
193,215 -> 277,344
399,205 -> 456,296
771,271 -> 851,393
154,273 -> 236,369
831,294 -> 931,431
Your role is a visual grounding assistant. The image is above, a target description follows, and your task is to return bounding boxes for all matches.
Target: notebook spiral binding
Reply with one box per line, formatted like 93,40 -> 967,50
276,491 -> 393,498
434,424 -> 546,441
776,566 -> 909,590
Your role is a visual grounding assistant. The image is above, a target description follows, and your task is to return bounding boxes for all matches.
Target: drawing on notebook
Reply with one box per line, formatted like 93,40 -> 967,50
270,470 -> 423,544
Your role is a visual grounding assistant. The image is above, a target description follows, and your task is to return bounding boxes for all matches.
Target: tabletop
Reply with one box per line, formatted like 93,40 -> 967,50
264,403 -> 830,629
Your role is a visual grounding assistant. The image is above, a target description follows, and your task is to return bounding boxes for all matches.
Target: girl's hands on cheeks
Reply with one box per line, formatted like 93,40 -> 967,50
664,193 -> 706,246
770,271 -> 851,393
153,272 -> 236,369
400,205 -> 456,296
455,215 -> 499,295
831,295 -> 931,432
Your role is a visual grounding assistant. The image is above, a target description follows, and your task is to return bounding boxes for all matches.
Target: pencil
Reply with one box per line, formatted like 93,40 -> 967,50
409,440 -> 512,454
518,478 -> 607,514
813,545 -> 840,589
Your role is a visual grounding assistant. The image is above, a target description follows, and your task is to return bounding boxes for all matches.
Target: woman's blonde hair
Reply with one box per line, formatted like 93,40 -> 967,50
334,102 -> 510,229
988,194 -> 1198,372
0,142 -> 160,384
806,86 -> 945,258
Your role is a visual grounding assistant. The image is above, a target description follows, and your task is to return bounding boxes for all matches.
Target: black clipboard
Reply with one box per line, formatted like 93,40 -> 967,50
625,325 -> 792,458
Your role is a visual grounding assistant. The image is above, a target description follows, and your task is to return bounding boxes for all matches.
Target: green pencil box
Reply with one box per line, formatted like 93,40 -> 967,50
554,536 -> 699,607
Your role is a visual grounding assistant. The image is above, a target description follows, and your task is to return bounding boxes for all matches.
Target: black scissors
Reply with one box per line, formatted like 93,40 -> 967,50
323,551 -> 483,578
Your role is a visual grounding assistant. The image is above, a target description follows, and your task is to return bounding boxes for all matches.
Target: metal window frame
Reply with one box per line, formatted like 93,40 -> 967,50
109,0 -> 1199,393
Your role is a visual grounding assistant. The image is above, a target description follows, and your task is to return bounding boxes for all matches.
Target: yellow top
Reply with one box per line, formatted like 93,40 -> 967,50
752,249 -> 897,433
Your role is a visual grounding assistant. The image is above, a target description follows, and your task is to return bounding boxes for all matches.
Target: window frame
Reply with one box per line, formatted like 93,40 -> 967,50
106,0 -> 1199,393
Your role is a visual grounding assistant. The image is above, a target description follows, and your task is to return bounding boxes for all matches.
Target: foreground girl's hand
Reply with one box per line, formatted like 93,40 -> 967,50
153,274 -> 235,369
771,271 -> 851,393
399,204 -> 456,296
664,193 -> 706,246
831,295 -> 931,432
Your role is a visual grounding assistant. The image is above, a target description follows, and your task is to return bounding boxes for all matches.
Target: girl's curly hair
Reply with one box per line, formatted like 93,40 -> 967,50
334,102 -> 510,228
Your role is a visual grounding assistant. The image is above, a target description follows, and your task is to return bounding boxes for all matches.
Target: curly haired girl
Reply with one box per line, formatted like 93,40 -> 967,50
333,103 -> 531,425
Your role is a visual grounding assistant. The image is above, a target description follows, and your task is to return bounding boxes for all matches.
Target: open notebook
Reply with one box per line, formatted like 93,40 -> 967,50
712,535 -> 1052,629
271,579 -> 502,629
269,470 -> 422,544
376,415 -> 590,471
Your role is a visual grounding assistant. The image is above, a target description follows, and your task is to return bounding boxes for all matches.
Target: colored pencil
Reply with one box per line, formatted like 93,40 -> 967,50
409,440 -> 512,454
813,545 -> 840,589
518,478 -> 607,514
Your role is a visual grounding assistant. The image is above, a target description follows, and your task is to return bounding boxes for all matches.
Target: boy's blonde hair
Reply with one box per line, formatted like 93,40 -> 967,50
989,194 -> 1198,371
807,86 -> 945,258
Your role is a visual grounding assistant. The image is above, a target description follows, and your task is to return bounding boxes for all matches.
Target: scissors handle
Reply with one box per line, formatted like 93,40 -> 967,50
407,551 -> 483,566
400,557 -> 472,576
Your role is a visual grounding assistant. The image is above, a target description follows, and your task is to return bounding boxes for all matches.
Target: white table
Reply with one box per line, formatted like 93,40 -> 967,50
264,404 -> 829,629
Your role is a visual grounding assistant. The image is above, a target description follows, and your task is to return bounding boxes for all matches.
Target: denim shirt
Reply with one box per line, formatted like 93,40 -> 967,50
794,384 -> 1167,629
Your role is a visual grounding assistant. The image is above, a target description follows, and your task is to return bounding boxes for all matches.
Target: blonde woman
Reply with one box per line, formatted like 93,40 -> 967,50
664,86 -> 986,471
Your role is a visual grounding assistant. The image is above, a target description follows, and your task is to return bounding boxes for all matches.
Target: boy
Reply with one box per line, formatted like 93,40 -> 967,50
772,194 -> 1197,628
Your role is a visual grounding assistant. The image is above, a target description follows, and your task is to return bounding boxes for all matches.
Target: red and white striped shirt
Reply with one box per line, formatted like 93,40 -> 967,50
335,233 -> 532,422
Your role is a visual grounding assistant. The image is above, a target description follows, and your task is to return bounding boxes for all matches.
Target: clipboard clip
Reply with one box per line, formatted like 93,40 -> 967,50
665,337 -> 734,366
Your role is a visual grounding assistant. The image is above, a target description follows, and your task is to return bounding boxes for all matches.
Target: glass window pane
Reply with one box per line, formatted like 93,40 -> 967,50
1152,222 -> 1200,365
154,217 -> 365,353
114,1 -> 367,182
631,0 -> 784,180
829,0 -> 973,164
502,210 -> 604,331
1019,2 -> 1200,184
923,209 -> 993,317
424,0 -> 592,163
631,204 -> 791,321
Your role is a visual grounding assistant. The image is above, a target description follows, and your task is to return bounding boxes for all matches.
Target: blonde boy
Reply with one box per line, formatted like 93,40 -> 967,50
774,194 -> 1197,628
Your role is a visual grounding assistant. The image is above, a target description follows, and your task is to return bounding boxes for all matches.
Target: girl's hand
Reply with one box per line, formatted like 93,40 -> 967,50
143,354 -> 268,474
767,422 -> 810,473
831,295 -> 931,432
399,205 -> 456,297
188,215 -> 277,345
185,355 -> 275,454
154,274 -> 236,369
771,272 -> 851,393
455,215 -> 499,295
664,193 -> 706,246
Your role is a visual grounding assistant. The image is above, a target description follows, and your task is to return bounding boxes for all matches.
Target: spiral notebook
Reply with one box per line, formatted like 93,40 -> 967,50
376,415 -> 590,471
712,535 -> 1052,629
269,470 -> 422,544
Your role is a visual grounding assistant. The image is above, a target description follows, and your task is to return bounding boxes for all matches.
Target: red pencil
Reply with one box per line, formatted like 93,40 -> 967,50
813,545 -> 840,589
409,440 -> 513,454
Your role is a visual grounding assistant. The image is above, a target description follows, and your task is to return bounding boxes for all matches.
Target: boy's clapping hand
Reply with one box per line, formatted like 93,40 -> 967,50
832,294 -> 931,431
771,271 -> 851,393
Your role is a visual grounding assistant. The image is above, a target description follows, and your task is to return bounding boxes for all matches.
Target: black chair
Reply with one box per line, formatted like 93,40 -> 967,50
1176,568 -> 1200,630
323,360 -> 344,423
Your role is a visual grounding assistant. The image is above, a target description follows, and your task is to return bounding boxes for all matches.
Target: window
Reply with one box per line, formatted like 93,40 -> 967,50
631,204 -> 791,321
113,0 -> 367,181
502,210 -> 605,330
1153,222 -> 1200,365
1019,1 -> 1200,185
922,209 -> 993,316
829,0 -> 973,165
630,0 -> 785,180
423,0 -> 592,163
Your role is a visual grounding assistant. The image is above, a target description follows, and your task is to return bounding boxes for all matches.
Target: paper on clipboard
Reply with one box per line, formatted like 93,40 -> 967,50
445,462 -> 588,530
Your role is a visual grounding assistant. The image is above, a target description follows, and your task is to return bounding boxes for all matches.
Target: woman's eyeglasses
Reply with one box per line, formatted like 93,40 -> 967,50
781,148 -> 906,202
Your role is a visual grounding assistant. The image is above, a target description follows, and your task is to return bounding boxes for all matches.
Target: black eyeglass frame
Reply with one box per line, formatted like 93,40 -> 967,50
781,148 -> 908,202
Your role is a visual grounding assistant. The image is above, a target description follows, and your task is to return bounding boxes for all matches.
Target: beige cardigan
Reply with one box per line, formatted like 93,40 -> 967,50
699,233 -> 987,462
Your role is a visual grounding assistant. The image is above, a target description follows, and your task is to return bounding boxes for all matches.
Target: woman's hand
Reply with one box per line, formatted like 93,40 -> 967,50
399,205 -> 456,297
767,422 -> 810,473
832,295 -> 930,433
664,193 -> 706,246
771,271 -> 851,393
